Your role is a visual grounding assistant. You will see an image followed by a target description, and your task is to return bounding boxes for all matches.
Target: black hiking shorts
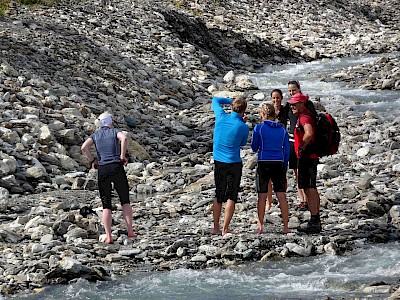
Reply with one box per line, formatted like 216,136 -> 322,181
297,158 -> 318,189
214,160 -> 242,203
256,161 -> 286,193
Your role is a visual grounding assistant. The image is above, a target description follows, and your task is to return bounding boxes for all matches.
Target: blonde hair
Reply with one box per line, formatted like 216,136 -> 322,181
259,102 -> 276,120
232,97 -> 247,114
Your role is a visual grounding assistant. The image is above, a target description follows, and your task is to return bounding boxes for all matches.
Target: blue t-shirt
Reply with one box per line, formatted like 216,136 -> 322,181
212,97 -> 249,163
91,127 -> 122,165
251,120 -> 290,169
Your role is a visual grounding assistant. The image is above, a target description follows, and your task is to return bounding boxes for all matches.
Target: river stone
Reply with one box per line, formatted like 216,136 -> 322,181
389,206 -> 400,223
285,242 -> 312,257
363,285 -> 392,294
357,174 -> 373,190
198,245 -> 218,256
0,229 -> 24,243
392,163 -> 400,172
40,234 -> 54,244
31,243 -> 47,254
64,227 -> 88,239
323,242 -> 339,255
60,257 -> 91,274
223,70 -> 235,83
30,225 -> 53,240
234,241 -> 248,252
357,147 -> 371,157
356,200 -> 386,216
190,255 -> 207,263
260,250 -> 281,262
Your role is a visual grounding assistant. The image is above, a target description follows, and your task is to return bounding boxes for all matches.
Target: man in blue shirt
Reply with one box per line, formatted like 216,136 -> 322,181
81,112 -> 136,244
212,96 -> 249,236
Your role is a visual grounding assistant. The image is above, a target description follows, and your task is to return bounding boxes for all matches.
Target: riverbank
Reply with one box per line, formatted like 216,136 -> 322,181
0,0 -> 400,298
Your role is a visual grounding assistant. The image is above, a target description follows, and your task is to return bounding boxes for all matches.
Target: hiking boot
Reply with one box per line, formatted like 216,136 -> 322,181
298,221 -> 321,234
296,202 -> 308,211
298,215 -> 322,234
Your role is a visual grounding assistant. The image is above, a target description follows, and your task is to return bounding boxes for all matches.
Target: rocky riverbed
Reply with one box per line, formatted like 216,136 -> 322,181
323,55 -> 400,90
0,0 -> 400,298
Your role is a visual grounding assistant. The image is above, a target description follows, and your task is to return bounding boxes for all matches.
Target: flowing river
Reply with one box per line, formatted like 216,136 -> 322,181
15,243 -> 400,299
12,54 -> 400,300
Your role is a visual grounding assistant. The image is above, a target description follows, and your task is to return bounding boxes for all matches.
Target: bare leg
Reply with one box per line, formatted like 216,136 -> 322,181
276,192 -> 289,234
212,198 -> 222,234
304,188 -> 320,215
257,192 -> 267,233
299,188 -> 307,203
222,199 -> 235,235
267,180 -> 273,211
102,208 -> 113,244
122,203 -> 136,238
294,168 -> 307,204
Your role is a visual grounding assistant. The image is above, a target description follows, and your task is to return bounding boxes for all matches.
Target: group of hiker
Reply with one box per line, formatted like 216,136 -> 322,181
212,80 -> 322,236
80,80 -> 323,244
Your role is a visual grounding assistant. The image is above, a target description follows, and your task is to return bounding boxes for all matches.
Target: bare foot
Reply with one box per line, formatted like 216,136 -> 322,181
211,228 -> 220,235
256,227 -> 263,234
283,228 -> 290,235
105,238 -> 113,244
128,232 -> 137,238
222,229 -> 237,236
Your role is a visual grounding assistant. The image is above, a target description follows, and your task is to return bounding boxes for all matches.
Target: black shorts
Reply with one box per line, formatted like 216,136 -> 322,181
98,162 -> 130,209
256,161 -> 286,193
297,158 -> 319,189
288,142 -> 298,170
214,160 -> 242,203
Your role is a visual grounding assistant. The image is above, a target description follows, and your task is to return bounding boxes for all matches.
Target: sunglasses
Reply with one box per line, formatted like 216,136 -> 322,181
288,80 -> 300,86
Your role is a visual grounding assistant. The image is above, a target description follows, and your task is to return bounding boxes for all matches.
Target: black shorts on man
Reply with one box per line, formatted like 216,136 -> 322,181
214,160 -> 242,203
297,158 -> 318,189
256,161 -> 286,193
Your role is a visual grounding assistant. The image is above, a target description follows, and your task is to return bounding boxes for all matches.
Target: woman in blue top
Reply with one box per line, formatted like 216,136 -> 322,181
251,103 -> 290,234
81,112 -> 136,244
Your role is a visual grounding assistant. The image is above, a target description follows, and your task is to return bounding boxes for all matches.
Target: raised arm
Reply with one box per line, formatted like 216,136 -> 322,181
212,97 -> 232,116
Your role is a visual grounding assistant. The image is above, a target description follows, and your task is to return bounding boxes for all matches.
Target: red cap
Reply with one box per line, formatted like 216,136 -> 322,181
288,93 -> 308,104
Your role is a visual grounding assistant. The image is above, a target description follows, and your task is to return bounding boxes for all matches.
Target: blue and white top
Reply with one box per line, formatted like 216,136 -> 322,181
251,120 -> 290,169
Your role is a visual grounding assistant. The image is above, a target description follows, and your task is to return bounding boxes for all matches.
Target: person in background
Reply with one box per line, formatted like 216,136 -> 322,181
266,88 -> 289,210
81,112 -> 136,244
251,102 -> 290,234
211,96 -> 249,236
271,88 -> 288,128
288,94 -> 322,234
286,80 -> 314,211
